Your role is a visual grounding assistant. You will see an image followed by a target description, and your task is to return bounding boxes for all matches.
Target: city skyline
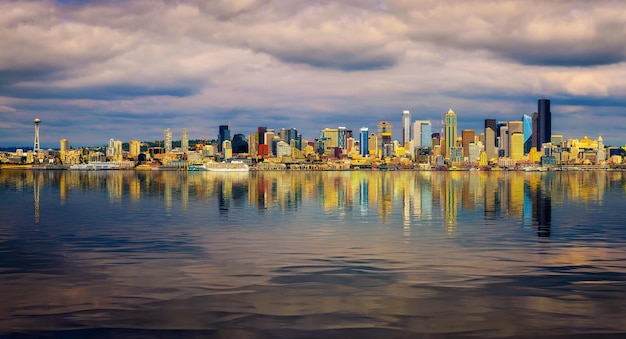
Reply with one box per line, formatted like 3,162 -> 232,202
1,1 -> 626,147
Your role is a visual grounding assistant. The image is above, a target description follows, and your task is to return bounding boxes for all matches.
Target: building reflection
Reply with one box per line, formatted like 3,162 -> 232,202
9,170 -> 624,236
533,175 -> 552,238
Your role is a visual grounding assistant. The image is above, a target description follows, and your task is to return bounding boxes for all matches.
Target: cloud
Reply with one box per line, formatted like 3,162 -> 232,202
1,0 -> 626,147
400,0 -> 626,67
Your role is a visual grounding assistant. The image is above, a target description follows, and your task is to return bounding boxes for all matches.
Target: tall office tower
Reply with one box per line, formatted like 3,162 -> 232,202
461,129 -> 475,158
279,128 -> 287,141
231,134 -> 248,153
107,138 -> 116,157
265,129 -> 275,156
413,120 -> 432,147
510,133 -> 524,160
248,133 -> 258,156
222,140 -> 232,160
485,119 -> 497,160
401,110 -> 411,146
113,139 -> 123,161
499,124 -> 509,157
338,126 -> 347,151
444,109 -> 457,160
218,125 -> 230,153
164,128 -> 172,153
368,133 -> 378,157
377,120 -> 393,151
33,118 -> 41,153
286,128 -> 301,150
522,114 -> 532,154
181,128 -> 189,152
508,120 -> 523,157
538,99 -> 551,151
129,140 -> 141,158
532,113 -> 539,150
359,127 -> 369,157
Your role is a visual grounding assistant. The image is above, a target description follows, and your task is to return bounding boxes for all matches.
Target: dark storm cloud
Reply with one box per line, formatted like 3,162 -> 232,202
1,84 -> 198,100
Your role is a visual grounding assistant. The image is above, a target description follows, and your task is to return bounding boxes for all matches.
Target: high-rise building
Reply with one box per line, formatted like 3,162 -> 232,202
113,139 -> 123,161
532,112 -> 539,150
368,133 -> 378,157
129,140 -> 141,158
164,128 -> 172,153
444,109 -> 457,160
59,138 -> 68,153
508,121 -> 523,157
231,134 -> 248,154
461,129 -> 475,158
338,126 -> 347,151
485,119 -> 497,160
222,140 -> 232,160
359,127 -> 369,157
377,120 -> 393,151
33,118 -> 41,153
413,120 -> 432,148
265,129 -> 275,156
286,128 -> 301,150
218,125 -> 230,153
510,133 -> 524,160
401,110 -> 411,146
522,114 -> 532,154
499,124 -> 509,157
538,99 -> 551,151
181,128 -> 189,152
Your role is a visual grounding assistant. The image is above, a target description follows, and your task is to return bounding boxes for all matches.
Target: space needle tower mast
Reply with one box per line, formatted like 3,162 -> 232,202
33,118 -> 41,154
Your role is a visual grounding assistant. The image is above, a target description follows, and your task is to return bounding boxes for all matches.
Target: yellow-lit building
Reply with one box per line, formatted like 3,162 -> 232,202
129,140 -> 141,159
510,133 -> 524,160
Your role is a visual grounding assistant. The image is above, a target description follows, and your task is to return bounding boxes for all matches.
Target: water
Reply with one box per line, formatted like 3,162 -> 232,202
1,170 -> 625,338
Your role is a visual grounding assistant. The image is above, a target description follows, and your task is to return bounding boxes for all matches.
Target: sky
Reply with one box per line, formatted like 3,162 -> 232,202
1,0 -> 626,148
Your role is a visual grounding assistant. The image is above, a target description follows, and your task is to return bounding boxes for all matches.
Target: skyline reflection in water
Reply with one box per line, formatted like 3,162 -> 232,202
1,170 -> 625,337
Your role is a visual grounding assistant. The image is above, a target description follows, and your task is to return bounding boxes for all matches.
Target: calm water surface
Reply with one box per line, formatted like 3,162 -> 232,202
1,170 -> 625,338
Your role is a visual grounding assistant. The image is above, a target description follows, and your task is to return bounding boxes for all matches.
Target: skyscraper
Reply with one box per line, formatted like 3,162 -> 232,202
461,129 -> 475,158
164,128 -> 172,153
484,119 -> 497,160
181,128 -> 189,152
538,99 -> 551,151
444,109 -> 457,160
401,110 -> 411,146
532,112 -> 539,150
359,127 -> 369,157
377,120 -> 392,152
338,126 -> 347,151
218,125 -> 230,153
413,120 -> 432,148
508,120 -> 523,157
522,114 -> 532,154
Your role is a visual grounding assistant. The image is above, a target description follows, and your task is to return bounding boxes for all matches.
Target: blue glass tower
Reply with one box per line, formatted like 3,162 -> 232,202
359,127 -> 369,157
523,114 -> 532,154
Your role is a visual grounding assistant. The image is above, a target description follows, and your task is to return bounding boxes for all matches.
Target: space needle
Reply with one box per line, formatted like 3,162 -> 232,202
33,118 -> 41,154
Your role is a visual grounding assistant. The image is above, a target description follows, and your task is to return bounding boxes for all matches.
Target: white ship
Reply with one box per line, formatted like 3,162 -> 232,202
195,161 -> 250,172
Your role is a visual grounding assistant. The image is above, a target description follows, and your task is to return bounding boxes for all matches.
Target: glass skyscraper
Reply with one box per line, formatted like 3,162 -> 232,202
522,114 -> 532,154
359,127 -> 369,157
538,99 -> 551,151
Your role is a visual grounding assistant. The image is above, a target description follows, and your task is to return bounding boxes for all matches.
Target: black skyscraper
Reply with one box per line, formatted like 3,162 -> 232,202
218,125 -> 230,153
537,99 -> 551,151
